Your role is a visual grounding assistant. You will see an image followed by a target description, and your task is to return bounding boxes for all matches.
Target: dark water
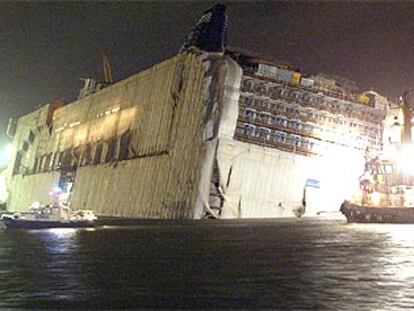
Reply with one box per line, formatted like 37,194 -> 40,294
1,217 -> 414,310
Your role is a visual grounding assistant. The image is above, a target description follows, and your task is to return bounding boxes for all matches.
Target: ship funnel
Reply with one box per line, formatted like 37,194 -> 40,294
179,3 -> 227,54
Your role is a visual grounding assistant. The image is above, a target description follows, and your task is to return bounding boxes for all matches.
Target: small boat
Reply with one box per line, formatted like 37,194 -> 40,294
1,203 -> 97,229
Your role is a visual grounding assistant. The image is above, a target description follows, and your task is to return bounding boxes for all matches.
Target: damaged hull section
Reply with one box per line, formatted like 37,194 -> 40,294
5,53 -> 237,219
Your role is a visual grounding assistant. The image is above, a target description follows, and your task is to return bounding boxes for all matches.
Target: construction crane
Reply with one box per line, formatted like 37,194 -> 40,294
102,54 -> 113,84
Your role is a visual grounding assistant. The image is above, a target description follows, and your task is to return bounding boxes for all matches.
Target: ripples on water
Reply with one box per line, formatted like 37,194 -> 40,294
1,217 -> 414,309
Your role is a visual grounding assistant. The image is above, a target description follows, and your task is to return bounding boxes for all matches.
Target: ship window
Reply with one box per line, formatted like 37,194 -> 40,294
235,124 -> 244,136
300,142 -> 308,149
32,158 -> 39,174
383,164 -> 393,174
269,102 -> 277,111
40,155 -> 46,172
61,150 -> 73,169
245,124 -> 256,136
118,131 -> 131,161
246,96 -> 254,106
258,113 -> 272,123
245,109 -> 256,120
273,131 -> 286,143
275,117 -> 282,125
50,153 -> 57,171
28,131 -> 35,144
253,82 -> 267,95
105,139 -> 117,163
54,152 -> 62,169
287,108 -> 298,115
93,144 -> 103,165
269,85 -> 280,97
241,79 -> 252,91
81,144 -> 92,166
239,96 -> 246,105
255,99 -> 264,109
44,153 -> 53,172
258,127 -> 271,140
291,135 -> 301,146
22,141 -> 29,152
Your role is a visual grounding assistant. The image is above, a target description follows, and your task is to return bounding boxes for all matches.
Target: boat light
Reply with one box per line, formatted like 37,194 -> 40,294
371,191 -> 382,206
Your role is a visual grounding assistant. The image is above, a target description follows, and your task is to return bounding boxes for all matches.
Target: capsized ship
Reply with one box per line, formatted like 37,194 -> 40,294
0,4 -> 392,219
341,92 -> 414,223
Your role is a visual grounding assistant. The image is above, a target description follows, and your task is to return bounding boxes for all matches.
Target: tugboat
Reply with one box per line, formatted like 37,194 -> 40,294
1,202 -> 97,229
341,91 -> 414,223
340,156 -> 414,223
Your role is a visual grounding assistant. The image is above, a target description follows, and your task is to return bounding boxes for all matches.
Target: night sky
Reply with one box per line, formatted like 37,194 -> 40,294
1,1 -> 414,149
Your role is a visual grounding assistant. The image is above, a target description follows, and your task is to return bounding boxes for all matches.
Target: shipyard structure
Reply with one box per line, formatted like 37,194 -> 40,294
3,5 -> 392,219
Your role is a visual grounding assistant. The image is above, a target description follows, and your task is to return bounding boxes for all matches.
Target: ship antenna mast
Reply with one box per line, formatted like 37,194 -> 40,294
103,54 -> 113,84
402,90 -> 412,145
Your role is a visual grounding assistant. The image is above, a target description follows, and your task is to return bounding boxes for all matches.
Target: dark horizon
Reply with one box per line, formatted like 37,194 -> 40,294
1,1 -> 414,148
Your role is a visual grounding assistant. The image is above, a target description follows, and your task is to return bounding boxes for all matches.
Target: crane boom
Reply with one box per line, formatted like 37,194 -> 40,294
103,54 -> 113,84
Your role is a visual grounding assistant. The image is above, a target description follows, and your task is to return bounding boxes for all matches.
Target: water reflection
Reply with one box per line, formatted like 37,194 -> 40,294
362,225 -> 414,283
2,219 -> 414,309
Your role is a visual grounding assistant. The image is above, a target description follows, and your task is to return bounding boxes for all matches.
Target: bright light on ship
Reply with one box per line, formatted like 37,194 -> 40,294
0,143 -> 13,167
0,175 -> 7,203
396,144 -> 414,175
371,191 -> 382,206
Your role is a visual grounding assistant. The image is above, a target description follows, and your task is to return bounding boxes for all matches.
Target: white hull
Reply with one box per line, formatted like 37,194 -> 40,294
217,139 -> 365,218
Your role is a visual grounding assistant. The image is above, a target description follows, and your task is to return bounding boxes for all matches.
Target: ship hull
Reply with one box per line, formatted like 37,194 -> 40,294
2,218 -> 95,229
340,201 -> 414,224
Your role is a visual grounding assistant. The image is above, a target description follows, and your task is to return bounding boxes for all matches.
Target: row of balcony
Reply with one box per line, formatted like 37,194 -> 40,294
234,123 -> 317,156
240,77 -> 384,124
239,94 -> 380,139
243,65 -> 365,105
234,118 -> 380,155
239,105 -> 381,145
